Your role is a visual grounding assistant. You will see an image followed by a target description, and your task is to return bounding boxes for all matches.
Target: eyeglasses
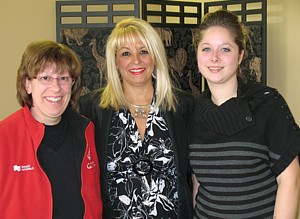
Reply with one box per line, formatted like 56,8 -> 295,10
33,75 -> 74,85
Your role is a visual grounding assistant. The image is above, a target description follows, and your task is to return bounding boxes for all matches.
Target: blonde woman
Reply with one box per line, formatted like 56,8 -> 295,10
79,18 -> 194,218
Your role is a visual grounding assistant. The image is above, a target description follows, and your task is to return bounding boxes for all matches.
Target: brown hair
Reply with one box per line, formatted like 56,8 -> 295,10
194,9 -> 248,57
16,40 -> 82,109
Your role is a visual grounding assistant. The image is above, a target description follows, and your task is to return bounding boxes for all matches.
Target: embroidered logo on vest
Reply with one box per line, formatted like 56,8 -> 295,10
86,148 -> 96,169
13,164 -> 34,172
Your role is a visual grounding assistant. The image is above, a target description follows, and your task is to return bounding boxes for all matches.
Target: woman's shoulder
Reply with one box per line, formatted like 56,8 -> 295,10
240,80 -> 277,99
242,82 -> 297,122
78,88 -> 107,116
173,88 -> 195,113
174,88 -> 194,102
0,108 -> 24,129
80,88 -> 105,104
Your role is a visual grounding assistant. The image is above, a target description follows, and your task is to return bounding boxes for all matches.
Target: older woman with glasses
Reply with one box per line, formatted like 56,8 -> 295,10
0,40 -> 102,219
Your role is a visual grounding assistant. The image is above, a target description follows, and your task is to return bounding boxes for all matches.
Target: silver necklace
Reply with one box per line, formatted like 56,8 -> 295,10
128,103 -> 151,119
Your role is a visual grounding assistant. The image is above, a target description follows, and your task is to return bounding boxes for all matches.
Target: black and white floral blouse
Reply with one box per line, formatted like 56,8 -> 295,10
106,97 -> 178,219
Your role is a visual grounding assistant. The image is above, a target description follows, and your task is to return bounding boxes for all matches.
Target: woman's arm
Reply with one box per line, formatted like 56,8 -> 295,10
274,156 -> 300,219
192,174 -> 200,208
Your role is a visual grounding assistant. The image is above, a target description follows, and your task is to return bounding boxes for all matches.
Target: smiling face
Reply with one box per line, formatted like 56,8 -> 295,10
197,26 -> 244,88
25,65 -> 73,125
115,37 -> 154,91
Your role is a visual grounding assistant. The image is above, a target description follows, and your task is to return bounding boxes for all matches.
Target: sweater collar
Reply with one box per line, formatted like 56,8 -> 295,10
195,79 -> 256,136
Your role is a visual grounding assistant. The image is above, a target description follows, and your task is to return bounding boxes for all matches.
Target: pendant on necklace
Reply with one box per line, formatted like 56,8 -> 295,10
133,105 -> 148,119
128,103 -> 150,119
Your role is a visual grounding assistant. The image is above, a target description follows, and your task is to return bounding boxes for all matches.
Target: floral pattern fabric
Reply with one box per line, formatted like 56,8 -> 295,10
106,101 -> 178,219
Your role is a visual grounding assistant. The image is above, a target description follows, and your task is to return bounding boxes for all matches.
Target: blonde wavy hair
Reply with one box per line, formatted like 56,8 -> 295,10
100,17 -> 176,111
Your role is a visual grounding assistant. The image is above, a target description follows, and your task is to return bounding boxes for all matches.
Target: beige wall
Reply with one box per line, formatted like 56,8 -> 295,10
267,0 -> 300,124
0,0 -> 56,119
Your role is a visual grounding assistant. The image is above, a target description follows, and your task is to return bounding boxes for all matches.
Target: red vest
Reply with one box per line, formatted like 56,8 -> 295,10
0,106 -> 102,218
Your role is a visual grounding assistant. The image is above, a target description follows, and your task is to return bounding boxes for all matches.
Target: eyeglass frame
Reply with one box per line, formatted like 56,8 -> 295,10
32,75 -> 75,85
